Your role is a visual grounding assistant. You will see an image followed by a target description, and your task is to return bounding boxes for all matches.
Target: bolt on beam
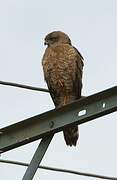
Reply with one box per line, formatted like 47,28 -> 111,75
0,86 -> 117,153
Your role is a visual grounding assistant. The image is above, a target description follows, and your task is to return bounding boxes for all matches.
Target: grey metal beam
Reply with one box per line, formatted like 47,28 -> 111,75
22,135 -> 53,180
0,86 -> 117,153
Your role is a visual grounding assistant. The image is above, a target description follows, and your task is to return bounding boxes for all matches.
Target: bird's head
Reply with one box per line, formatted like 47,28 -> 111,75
44,31 -> 71,46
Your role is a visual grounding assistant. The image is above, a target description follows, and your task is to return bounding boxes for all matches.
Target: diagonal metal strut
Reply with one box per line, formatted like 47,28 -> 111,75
22,134 -> 53,180
0,86 -> 117,153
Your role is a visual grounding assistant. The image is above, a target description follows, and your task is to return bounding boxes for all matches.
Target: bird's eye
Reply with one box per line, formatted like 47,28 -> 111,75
50,36 -> 57,40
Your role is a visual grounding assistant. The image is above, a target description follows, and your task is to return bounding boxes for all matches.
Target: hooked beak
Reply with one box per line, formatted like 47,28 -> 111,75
44,40 -> 49,46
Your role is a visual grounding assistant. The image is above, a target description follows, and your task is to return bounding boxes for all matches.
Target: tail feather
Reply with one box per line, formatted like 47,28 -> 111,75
63,126 -> 79,146
54,95 -> 79,146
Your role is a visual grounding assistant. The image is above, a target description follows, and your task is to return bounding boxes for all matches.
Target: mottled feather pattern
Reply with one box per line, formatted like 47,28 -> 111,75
42,31 -> 84,146
64,126 -> 79,146
43,44 -> 82,95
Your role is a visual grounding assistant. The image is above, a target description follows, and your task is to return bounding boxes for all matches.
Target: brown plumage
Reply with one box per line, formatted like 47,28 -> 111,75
42,31 -> 84,146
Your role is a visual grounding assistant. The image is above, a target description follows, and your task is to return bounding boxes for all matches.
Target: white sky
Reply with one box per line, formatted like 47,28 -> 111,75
0,0 -> 117,179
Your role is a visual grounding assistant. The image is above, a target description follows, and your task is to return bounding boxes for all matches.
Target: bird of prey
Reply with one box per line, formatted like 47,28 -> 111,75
42,31 -> 84,146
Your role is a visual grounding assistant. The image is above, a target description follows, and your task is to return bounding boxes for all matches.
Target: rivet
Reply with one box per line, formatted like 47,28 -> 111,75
49,121 -> 54,128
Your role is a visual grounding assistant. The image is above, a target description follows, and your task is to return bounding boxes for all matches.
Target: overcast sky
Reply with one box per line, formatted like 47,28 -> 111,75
0,0 -> 117,179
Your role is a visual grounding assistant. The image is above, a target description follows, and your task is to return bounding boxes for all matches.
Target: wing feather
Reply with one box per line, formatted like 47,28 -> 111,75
42,44 -> 84,105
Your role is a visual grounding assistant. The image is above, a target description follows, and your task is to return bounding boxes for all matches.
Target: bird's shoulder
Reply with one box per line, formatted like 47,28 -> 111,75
42,43 -> 84,69
43,43 -> 80,58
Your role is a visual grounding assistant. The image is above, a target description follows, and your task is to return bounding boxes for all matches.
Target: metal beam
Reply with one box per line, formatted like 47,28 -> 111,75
0,86 -> 117,153
22,135 -> 53,180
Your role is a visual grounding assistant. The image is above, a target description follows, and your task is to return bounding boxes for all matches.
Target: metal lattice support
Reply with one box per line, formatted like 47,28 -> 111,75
0,86 -> 117,153
0,86 -> 117,179
22,135 -> 53,180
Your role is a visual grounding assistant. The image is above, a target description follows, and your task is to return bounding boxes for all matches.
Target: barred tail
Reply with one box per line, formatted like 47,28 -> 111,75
54,95 -> 79,146
63,125 -> 79,146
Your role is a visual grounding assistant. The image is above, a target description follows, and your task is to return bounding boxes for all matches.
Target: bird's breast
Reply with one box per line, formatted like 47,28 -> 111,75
42,45 -> 76,92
